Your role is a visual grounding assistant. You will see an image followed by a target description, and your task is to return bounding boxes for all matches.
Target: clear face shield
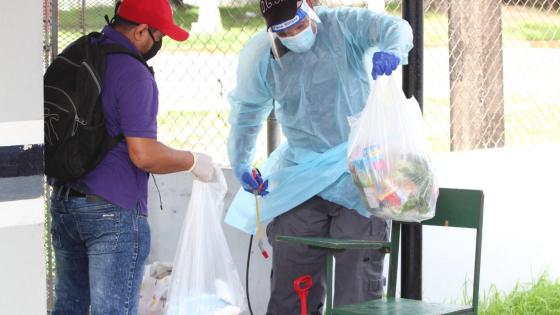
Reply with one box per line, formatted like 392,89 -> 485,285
268,1 -> 321,61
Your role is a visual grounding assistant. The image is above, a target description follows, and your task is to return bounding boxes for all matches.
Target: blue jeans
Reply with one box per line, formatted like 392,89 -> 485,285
49,191 -> 150,315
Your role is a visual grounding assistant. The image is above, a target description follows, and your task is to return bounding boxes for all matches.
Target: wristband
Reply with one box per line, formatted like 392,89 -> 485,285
186,151 -> 198,172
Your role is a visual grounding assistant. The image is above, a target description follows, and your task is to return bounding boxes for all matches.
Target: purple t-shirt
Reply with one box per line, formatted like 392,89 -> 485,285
80,26 -> 158,215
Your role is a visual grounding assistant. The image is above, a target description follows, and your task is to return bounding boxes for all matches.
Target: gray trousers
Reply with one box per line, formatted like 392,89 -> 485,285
266,196 -> 388,315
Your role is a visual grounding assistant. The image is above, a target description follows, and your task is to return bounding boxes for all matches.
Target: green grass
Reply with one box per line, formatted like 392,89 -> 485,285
58,4 -> 264,53
57,4 -> 560,52
505,97 -> 560,146
418,8 -> 560,47
479,274 -> 560,315
155,94 -> 560,156
157,109 -> 269,165
503,5 -> 560,43
58,5 -> 115,30
58,4 -> 265,31
157,110 -> 230,149
446,274 -> 560,315
423,96 -> 451,152
413,95 -> 560,152
504,21 -> 560,41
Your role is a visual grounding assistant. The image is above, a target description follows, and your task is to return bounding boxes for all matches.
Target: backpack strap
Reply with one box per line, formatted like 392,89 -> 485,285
84,31 -> 154,76
107,133 -> 125,147
97,45 -> 143,144
93,37 -> 153,145
98,43 -> 155,76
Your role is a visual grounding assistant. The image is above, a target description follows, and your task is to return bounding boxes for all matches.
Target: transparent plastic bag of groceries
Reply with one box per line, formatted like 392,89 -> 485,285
347,76 -> 438,222
165,165 -> 246,315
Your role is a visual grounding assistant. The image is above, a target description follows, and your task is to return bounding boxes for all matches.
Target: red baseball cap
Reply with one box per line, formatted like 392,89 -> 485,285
117,0 -> 189,41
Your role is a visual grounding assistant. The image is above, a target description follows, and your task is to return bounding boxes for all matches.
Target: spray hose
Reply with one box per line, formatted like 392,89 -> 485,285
254,191 -> 269,259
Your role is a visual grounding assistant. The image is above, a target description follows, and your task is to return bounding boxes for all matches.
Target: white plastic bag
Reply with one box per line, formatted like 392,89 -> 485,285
138,262 -> 173,315
347,76 -> 438,222
165,166 -> 246,315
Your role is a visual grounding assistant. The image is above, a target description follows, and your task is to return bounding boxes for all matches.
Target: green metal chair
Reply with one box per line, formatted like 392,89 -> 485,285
277,188 -> 484,315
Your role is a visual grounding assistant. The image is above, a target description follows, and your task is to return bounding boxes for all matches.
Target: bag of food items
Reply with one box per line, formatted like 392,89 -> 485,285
347,76 -> 438,222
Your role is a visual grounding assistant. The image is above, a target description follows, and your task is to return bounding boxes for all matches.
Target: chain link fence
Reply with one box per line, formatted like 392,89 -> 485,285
386,0 -> 560,151
42,0 -> 560,311
52,0 -> 269,167
46,0 -> 560,162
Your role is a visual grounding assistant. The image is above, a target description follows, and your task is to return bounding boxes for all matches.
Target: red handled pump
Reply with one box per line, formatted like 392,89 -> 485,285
294,275 -> 313,315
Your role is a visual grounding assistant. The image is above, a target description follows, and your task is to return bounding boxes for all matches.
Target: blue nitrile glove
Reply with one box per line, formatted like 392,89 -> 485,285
371,51 -> 400,80
233,164 -> 269,196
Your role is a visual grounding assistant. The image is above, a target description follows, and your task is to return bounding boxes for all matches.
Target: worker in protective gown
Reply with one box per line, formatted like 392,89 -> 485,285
225,0 -> 413,313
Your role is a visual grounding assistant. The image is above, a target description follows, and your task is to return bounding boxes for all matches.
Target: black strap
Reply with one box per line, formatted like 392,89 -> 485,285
98,43 -> 154,76
104,1 -> 122,26
83,31 -> 154,76
271,37 -> 290,59
107,133 -> 125,146
87,33 -> 152,145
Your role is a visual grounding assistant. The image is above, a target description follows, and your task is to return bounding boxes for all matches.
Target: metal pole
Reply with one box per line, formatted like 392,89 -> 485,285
45,184 -> 54,312
81,0 -> 87,35
46,0 -> 58,311
51,0 -> 59,60
267,101 -> 281,155
401,0 -> 423,301
43,0 -> 51,68
402,0 -> 424,111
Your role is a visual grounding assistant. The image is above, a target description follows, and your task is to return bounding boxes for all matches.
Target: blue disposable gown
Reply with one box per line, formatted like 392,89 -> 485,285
225,6 -> 413,233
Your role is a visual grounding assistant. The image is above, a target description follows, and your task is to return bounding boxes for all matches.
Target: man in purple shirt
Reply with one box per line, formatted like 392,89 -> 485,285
48,0 -> 213,313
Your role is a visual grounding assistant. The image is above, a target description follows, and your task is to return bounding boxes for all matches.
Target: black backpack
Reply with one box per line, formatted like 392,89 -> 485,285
44,32 -> 153,180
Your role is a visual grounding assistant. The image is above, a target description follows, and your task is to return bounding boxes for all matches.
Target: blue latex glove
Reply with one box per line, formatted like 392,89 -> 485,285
233,164 -> 269,196
371,51 -> 400,80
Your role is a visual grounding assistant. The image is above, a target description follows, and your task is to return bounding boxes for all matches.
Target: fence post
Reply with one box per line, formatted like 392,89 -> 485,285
50,0 -> 58,60
46,0 -> 58,312
43,0 -> 51,68
448,0 -> 505,150
401,0 -> 424,301
81,0 -> 87,35
267,102 -> 281,155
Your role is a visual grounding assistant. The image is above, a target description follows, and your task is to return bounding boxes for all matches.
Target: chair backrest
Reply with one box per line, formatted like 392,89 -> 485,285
386,188 -> 484,313
423,188 -> 484,229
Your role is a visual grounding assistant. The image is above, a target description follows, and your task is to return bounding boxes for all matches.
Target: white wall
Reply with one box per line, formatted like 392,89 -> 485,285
0,3 -> 43,123
0,220 -> 46,314
424,144 -> 560,303
0,0 -> 46,314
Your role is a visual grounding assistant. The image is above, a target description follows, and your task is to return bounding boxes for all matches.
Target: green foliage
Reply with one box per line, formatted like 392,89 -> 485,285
479,274 -> 560,315
396,154 -> 434,214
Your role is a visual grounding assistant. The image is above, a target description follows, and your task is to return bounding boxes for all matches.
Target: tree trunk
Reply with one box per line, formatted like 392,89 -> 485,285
448,0 -> 505,151
191,0 -> 223,33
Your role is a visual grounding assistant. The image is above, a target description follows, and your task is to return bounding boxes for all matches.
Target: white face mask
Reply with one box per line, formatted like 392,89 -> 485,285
278,23 -> 317,53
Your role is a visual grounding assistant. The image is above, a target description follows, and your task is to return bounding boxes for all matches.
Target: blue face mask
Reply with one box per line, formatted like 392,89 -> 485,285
278,24 -> 317,53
